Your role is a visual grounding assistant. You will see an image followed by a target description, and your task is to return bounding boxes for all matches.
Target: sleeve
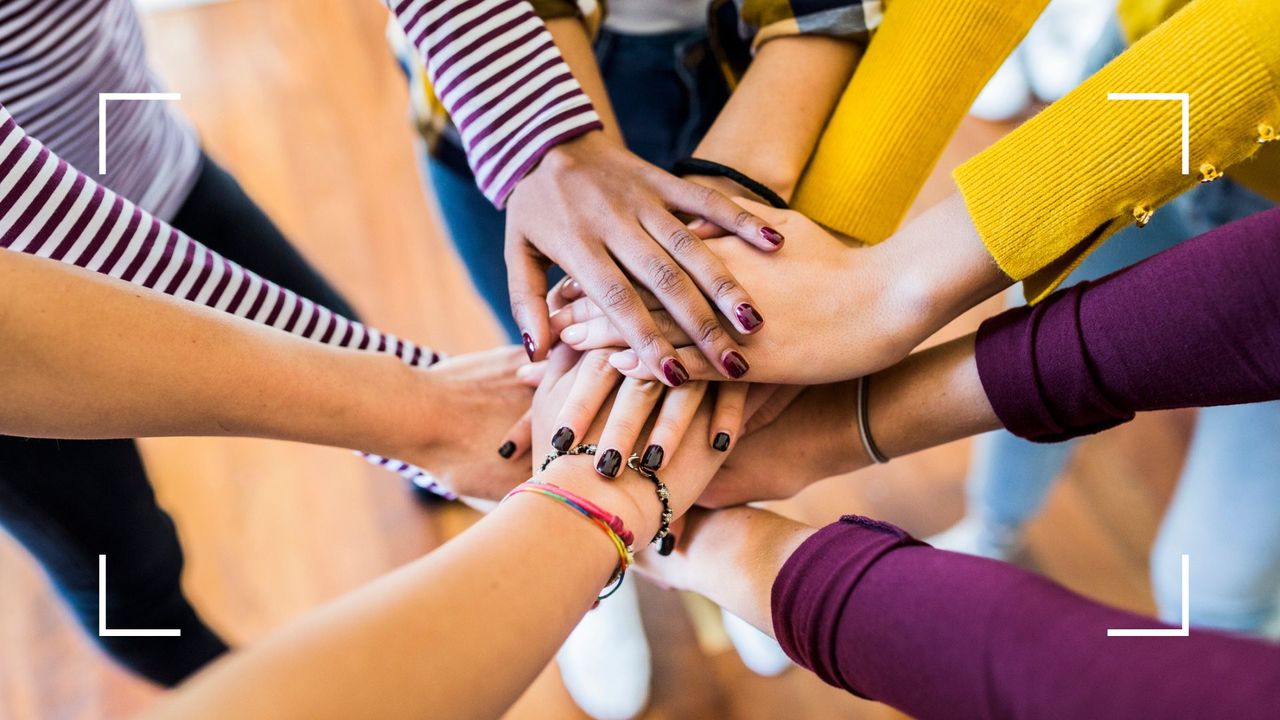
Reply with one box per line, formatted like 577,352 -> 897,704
954,0 -> 1280,302
736,0 -> 882,50
0,105 -> 450,495
973,206 -> 1280,443
383,0 -> 604,207
790,0 -> 1049,245
772,515 -> 1280,719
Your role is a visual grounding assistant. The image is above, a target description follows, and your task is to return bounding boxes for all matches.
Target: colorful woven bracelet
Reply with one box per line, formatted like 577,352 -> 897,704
503,481 -> 635,606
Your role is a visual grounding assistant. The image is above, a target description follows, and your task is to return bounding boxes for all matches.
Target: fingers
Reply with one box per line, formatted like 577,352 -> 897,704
569,243 -> 691,388
709,382 -> 748,452
608,345 -> 724,383
548,275 -> 583,312
549,350 -> 620,453
593,377 -> 665,479
505,234 -> 552,362
516,361 -> 547,387
497,408 -> 533,461
638,209 -> 765,336
610,227 -> 749,380
640,381 -> 708,472
560,309 -> 693,351
661,177 -> 785,251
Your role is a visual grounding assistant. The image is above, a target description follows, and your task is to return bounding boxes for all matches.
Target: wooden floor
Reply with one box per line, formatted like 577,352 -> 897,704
0,1 -> 1192,718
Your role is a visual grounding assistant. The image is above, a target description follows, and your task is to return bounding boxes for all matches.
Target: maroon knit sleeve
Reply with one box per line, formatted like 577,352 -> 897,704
975,206 -> 1280,442
772,516 -> 1280,718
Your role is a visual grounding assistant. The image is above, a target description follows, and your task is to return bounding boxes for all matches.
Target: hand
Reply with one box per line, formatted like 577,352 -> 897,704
551,194 -> 1010,385
391,347 -> 536,501
530,345 -> 730,545
699,381 -> 868,508
505,131 -> 784,385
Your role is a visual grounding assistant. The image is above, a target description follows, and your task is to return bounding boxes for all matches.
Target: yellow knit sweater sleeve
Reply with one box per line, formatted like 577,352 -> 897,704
954,0 -> 1280,302
791,0 -> 1049,244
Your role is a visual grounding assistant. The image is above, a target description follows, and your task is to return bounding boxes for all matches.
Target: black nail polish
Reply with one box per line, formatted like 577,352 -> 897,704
721,350 -> 750,379
640,444 -> 664,472
596,449 -> 622,478
551,426 -> 575,452
497,440 -> 516,459
658,534 -> 676,556
713,432 -> 731,452
522,332 -> 536,361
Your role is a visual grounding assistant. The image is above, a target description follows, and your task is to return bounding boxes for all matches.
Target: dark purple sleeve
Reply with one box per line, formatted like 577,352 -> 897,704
772,516 -> 1280,719
975,206 -> 1280,442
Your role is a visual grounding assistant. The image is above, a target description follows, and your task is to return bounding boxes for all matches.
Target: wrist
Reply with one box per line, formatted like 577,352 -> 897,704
538,455 -> 661,545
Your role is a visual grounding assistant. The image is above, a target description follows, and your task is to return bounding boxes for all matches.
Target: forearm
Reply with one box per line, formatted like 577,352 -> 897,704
545,17 -> 622,142
143,477 -> 620,719
769,516 -> 1280,717
0,251 -> 420,457
692,36 -> 860,199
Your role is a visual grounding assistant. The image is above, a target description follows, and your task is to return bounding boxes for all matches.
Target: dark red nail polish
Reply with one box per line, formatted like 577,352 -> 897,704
596,449 -> 622,478
713,432 -> 731,452
641,444 -> 664,472
721,350 -> 749,379
497,441 -> 516,459
551,426 -> 574,452
760,227 -> 784,246
735,303 -> 763,332
661,357 -> 688,386
522,332 -> 536,361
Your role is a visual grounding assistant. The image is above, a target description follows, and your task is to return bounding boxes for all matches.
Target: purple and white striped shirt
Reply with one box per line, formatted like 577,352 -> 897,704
0,104 -> 452,496
0,0 -> 202,221
385,0 -> 604,206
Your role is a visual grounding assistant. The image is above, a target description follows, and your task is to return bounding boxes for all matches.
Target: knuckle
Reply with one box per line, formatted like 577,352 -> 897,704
646,257 -> 684,295
711,275 -> 737,301
634,330 -> 663,355
733,209 -> 752,230
603,282 -> 636,313
665,227 -> 697,255
696,317 -> 726,345
582,350 -> 614,376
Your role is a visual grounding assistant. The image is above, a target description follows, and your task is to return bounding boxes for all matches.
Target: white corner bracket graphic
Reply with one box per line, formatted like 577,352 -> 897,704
1107,92 -> 1189,175
1108,554 -> 1189,637
98,554 -> 181,637
98,92 -> 181,174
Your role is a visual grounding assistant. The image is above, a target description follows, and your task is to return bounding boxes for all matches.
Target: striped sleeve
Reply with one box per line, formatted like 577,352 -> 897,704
0,106 -> 455,498
385,0 -> 603,207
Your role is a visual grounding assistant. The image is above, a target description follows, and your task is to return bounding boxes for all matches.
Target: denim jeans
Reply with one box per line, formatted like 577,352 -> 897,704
421,27 -> 730,341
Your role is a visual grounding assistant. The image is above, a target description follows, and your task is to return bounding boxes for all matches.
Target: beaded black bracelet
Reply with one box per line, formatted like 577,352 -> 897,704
671,157 -> 790,210
540,443 -> 674,551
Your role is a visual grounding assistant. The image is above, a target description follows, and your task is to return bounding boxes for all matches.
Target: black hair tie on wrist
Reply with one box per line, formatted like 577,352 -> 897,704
671,158 -> 789,210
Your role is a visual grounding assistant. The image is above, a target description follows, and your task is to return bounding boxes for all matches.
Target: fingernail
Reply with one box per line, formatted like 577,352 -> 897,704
641,444 -> 664,472
760,227 -> 784,246
734,303 -> 763,332
522,332 -> 536,361
609,351 -> 640,372
713,432 -> 731,452
565,278 -> 582,297
596,449 -> 622,478
551,426 -> 575,453
497,441 -> 516,459
658,534 -> 676,556
661,357 -> 689,387
721,349 -> 750,379
561,323 -> 587,345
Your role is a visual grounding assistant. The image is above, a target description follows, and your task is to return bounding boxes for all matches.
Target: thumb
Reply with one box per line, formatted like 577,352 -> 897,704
505,234 -> 551,361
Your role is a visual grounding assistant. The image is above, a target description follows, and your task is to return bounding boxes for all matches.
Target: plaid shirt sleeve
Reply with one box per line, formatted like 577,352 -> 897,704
732,0 -> 882,49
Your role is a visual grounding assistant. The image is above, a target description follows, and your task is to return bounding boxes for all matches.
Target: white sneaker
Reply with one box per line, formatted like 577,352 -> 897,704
927,514 -> 1025,561
721,609 -> 791,677
969,50 -> 1032,121
556,580 -> 651,720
